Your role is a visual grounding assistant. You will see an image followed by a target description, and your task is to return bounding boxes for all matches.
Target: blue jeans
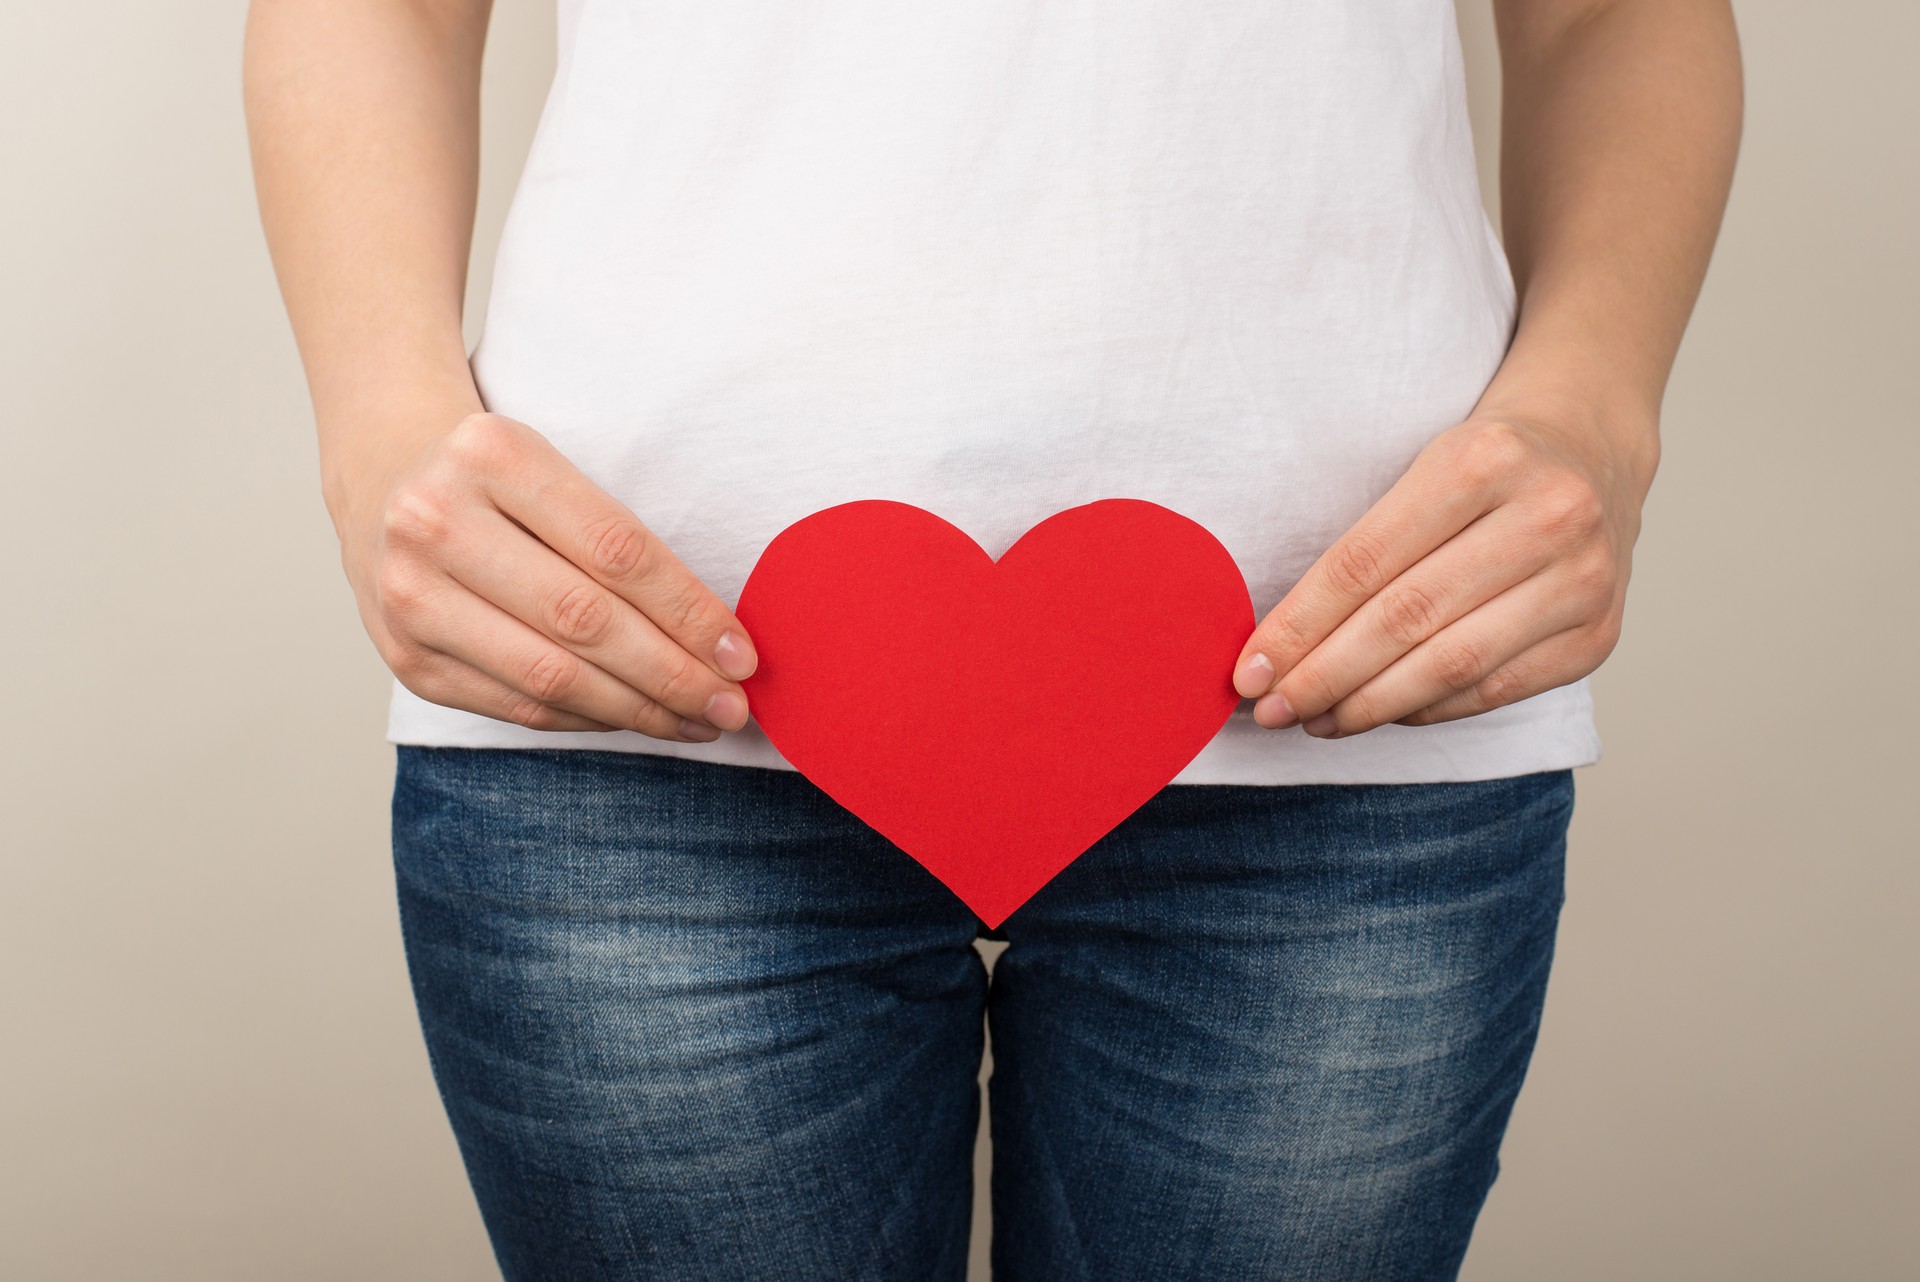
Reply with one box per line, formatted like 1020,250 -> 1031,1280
392,746 -> 1573,1282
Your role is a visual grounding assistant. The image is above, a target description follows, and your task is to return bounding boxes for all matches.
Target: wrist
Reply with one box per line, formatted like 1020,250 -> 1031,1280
1472,344 -> 1663,502
315,374 -> 484,538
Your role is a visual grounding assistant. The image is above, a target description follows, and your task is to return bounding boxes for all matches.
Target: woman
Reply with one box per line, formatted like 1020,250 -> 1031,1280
243,1 -> 1740,1278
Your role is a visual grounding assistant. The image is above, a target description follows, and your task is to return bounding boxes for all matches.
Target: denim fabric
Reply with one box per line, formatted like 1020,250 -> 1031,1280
392,746 -> 1573,1282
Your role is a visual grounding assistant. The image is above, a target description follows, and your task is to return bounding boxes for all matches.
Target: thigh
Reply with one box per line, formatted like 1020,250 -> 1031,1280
392,746 -> 988,1282
986,770 -> 1574,1282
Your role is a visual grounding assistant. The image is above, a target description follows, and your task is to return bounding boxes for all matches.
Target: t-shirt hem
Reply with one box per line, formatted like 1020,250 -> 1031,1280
384,677 -> 1601,787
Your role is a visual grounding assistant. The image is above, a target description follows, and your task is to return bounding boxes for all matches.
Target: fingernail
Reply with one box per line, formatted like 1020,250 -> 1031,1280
1254,689 -> 1297,729
1303,712 -> 1339,738
1233,652 -> 1276,698
702,689 -> 749,733
677,718 -> 722,743
714,630 -> 757,681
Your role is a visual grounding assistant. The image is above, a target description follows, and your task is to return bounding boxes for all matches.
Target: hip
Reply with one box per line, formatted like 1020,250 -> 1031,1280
389,742 -> 1576,933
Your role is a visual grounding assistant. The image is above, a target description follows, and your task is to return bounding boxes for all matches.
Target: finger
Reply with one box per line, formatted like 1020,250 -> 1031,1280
1266,504 -> 1555,727
439,508 -> 750,731
1233,426 -> 1523,700
1395,626 -> 1607,727
463,419 -> 758,682
408,575 -> 718,743
398,650 -> 627,734
1300,571 -> 1593,738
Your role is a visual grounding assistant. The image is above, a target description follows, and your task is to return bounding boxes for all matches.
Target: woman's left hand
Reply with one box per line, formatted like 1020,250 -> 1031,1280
1231,410 -> 1656,737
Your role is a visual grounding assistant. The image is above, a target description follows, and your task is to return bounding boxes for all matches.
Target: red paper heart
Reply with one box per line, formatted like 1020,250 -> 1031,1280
735,499 -> 1254,927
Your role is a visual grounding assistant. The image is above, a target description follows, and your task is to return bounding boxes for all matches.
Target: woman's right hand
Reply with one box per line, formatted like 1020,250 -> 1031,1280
335,411 -> 758,742
247,6 -> 751,741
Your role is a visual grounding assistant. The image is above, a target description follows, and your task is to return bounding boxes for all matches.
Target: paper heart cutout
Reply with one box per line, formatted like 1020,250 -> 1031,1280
735,499 -> 1254,927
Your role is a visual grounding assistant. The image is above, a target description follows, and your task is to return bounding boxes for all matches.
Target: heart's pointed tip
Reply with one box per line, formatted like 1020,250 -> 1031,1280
960,893 -> 1026,932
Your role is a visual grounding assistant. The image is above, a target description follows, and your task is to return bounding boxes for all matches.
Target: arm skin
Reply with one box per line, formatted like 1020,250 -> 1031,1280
243,0 -> 757,742
1232,0 -> 1743,737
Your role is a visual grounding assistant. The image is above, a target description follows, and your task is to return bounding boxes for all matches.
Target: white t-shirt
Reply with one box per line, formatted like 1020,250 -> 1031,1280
388,0 -> 1603,785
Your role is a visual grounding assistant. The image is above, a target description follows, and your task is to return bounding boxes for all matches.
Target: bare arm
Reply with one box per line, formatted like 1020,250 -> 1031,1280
1232,0 -> 1742,736
244,0 -> 489,510
244,0 -> 756,741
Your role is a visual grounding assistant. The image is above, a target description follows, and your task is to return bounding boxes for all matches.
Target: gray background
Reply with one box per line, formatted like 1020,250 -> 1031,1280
1,2 -> 1913,1277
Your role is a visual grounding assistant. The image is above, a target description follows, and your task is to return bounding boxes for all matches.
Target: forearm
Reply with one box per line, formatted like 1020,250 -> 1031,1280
242,0 -> 494,530
1477,0 -> 1743,492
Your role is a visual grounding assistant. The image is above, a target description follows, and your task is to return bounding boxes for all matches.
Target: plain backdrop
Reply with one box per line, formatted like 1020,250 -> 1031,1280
2,2 -> 1914,1278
